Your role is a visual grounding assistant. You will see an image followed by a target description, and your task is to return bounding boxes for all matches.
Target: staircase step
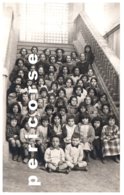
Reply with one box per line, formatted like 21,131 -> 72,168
17,42 -> 75,55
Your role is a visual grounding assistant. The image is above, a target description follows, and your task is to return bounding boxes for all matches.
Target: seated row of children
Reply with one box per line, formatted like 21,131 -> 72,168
6,45 -> 120,173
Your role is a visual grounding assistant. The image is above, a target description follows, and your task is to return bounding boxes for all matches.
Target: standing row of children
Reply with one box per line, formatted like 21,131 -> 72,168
6,45 -> 120,173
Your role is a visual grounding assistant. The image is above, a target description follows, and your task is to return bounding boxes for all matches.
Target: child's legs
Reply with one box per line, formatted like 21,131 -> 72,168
66,161 -> 74,168
23,143 -> 29,158
59,162 -> 68,170
47,163 -> 57,171
15,140 -> 21,148
78,161 -> 87,167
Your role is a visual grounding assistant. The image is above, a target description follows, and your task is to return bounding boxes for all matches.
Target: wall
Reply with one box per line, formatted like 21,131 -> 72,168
1,3 -> 20,162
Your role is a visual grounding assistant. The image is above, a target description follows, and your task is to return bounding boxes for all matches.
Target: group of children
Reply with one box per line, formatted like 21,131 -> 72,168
6,45 -> 120,174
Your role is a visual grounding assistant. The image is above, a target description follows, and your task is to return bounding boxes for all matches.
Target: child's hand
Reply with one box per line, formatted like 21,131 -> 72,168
14,135 -> 18,138
58,161 -> 64,166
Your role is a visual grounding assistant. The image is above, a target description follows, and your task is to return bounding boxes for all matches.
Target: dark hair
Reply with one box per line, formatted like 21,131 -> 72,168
108,115 -> 116,123
43,48 -> 51,55
57,105 -> 68,113
9,102 -> 21,114
72,133 -> 80,139
84,95 -> 93,105
21,117 -> 29,128
15,58 -> 24,66
67,114 -> 75,122
71,51 -> 78,58
49,55 -> 57,63
68,95 -> 78,104
51,112 -> 62,124
55,97 -> 66,107
91,77 -> 98,83
41,115 -> 49,123
49,65 -> 57,72
31,46 -> 38,52
65,77 -> 74,85
84,45 -> 92,53
50,81 -> 58,89
91,117 -> 102,127
40,87 -> 48,94
57,87 -> 66,97
80,74 -> 89,81
80,113 -> 90,122
60,65 -> 70,75
55,48 -> 65,54
78,102 -> 87,112
87,87 -> 97,96
72,66 -> 81,75
48,93 -> 56,102
45,104 -> 54,112
73,85 -> 83,94
101,103 -> 110,112
19,48 -> 28,55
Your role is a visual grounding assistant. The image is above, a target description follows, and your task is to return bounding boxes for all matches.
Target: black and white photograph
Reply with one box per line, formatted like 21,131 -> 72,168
1,0 -> 121,192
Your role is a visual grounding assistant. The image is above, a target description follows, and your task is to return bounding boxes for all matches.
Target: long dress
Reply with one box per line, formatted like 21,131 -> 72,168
101,125 -> 120,157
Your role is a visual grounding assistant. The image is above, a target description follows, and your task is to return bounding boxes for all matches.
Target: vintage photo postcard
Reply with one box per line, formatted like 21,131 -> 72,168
1,0 -> 120,192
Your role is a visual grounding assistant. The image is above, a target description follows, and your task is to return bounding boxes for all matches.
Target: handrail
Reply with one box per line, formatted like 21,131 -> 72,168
73,12 -> 120,120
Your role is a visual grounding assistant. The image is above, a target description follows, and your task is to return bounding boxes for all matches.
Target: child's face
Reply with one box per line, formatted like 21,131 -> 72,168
52,84 -> 57,91
82,118 -> 89,125
41,91 -> 47,98
94,121 -> 101,128
71,97 -> 77,106
46,109 -> 53,116
100,95 -> 107,103
72,52 -> 77,59
30,65 -> 35,72
49,73 -> 54,80
22,94 -> 29,103
66,79 -> 72,88
59,90 -> 65,98
82,76 -> 88,83
54,116 -> 60,125
63,67 -> 68,74
40,54 -> 46,61
38,78 -> 44,86
103,105 -> 109,114
77,80 -> 83,87
18,70 -> 24,78
38,67 -> 44,75
11,119 -> 17,127
15,85 -> 21,93
38,99 -> 44,108
86,47 -> 90,52
42,120 -> 49,127
49,66 -> 54,72
80,54 -> 85,61
50,56 -> 56,64
91,79 -> 97,86
74,68 -> 80,76
45,49 -> 50,56
108,118 -> 115,126
88,69 -> 93,77
80,106 -> 86,113
13,105 -> 19,114
58,77 -> 64,85
57,100 -> 64,107
18,60 -> 24,67
89,89 -> 95,97
72,138 -> 80,146
27,80 -> 32,86
60,109 -> 66,116
15,78 -> 21,84
21,48 -> 27,56
49,96 -> 55,104
66,56 -> 71,63
57,50 -> 63,57
85,96 -> 91,105
32,47 -> 38,54
52,137 -> 60,148
75,87 -> 82,96
68,118 -> 75,127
